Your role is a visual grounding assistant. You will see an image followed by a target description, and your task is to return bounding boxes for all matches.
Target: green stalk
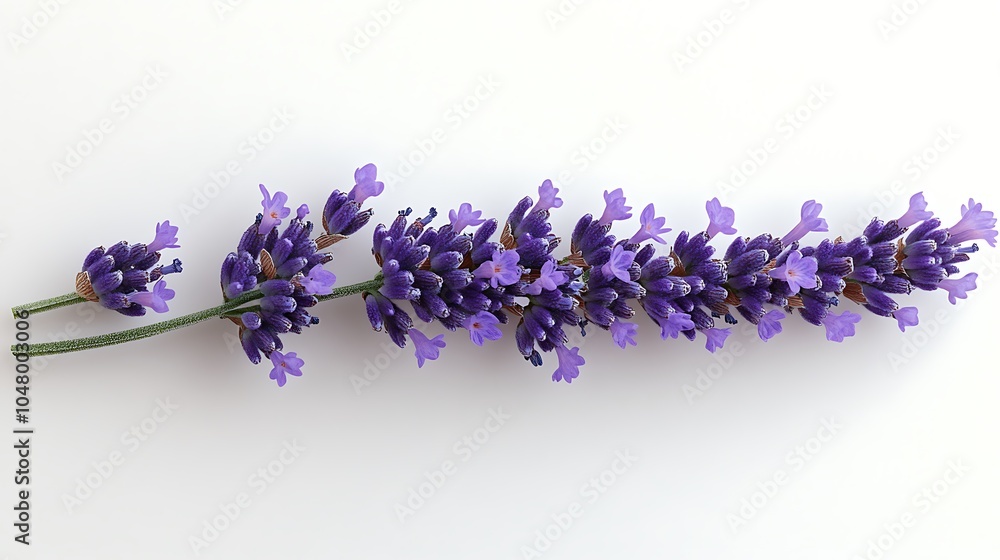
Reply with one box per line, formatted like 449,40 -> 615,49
316,276 -> 382,303
12,292 -> 86,317
10,276 -> 383,358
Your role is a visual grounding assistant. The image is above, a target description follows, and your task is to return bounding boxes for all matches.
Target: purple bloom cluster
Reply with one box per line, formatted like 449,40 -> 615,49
77,221 -> 183,316
222,166 -> 383,386
359,181 -> 994,385
714,193 -> 994,343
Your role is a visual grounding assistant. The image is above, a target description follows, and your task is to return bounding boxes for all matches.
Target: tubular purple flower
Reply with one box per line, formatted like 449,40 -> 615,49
159,258 -> 183,276
298,264 -> 337,296
348,163 -> 385,205
601,245 -> 637,282
821,310 -> 861,342
768,250 -> 818,294
448,203 -> 485,233
259,184 -> 291,233
531,179 -> 563,213
894,307 -> 918,332
757,310 -> 785,341
896,192 -> 933,229
296,204 -> 309,220
597,188 -> 632,225
659,312 -> 695,340
609,320 -> 638,349
473,248 -> 522,288
464,311 -> 502,346
705,198 -> 737,239
628,203 -> 671,244
147,221 -> 179,253
552,343 -> 585,383
938,272 -> 977,304
240,311 -> 261,330
947,198 -> 997,247
268,350 -> 304,387
410,328 -> 446,367
703,328 -> 731,353
782,200 -> 828,245
128,279 -> 175,313
525,260 -> 568,295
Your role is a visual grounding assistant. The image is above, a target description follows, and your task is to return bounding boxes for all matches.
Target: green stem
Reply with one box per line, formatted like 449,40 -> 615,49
12,276 -> 384,358
13,290 -> 263,357
316,277 -> 382,303
12,292 -> 86,317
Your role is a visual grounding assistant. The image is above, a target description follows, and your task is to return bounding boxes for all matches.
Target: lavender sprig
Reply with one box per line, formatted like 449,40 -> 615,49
11,167 -> 995,389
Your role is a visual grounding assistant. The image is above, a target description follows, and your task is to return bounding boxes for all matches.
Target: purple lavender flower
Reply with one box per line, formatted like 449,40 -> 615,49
768,250 -> 818,294
894,307 -> 918,332
896,192 -> 933,229
410,328 -> 446,367
601,245 -> 637,282
821,310 -> 861,342
571,212 -> 639,329
525,259 -> 569,295
720,233 -> 783,325
648,230 -> 729,337
79,227 -> 184,317
506,192 -> 561,269
372,212 -> 431,301
705,198 -> 737,239
531,179 -> 563,213
628,203 -> 671,244
225,193 -> 326,365
938,273 -> 977,304
221,249 -> 260,300
348,163 -> 385,205
298,264 -> 337,296
259,184 -> 291,234
147,221 -> 179,253
782,200 -> 828,245
320,164 -> 384,240
658,312 -> 695,339
610,320 -> 638,349
464,311 -> 503,346
268,350 -> 304,387
473,248 -> 522,288
597,188 -> 632,225
408,213 -> 483,329
948,198 -> 996,247
757,310 -> 785,341
703,327 -> 731,353
552,344 -> 585,383
159,258 -> 183,275
504,190 -> 586,370
236,277 -> 320,365
448,203 -> 485,233
364,292 -> 414,348
128,279 -> 175,313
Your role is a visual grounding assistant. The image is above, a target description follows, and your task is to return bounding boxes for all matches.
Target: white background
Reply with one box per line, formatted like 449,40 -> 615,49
2,1 -> 999,558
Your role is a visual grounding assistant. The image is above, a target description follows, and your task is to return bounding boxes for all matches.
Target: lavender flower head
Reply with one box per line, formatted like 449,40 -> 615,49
219,164 -> 383,385
77,221 -> 184,316
319,164 -> 386,246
